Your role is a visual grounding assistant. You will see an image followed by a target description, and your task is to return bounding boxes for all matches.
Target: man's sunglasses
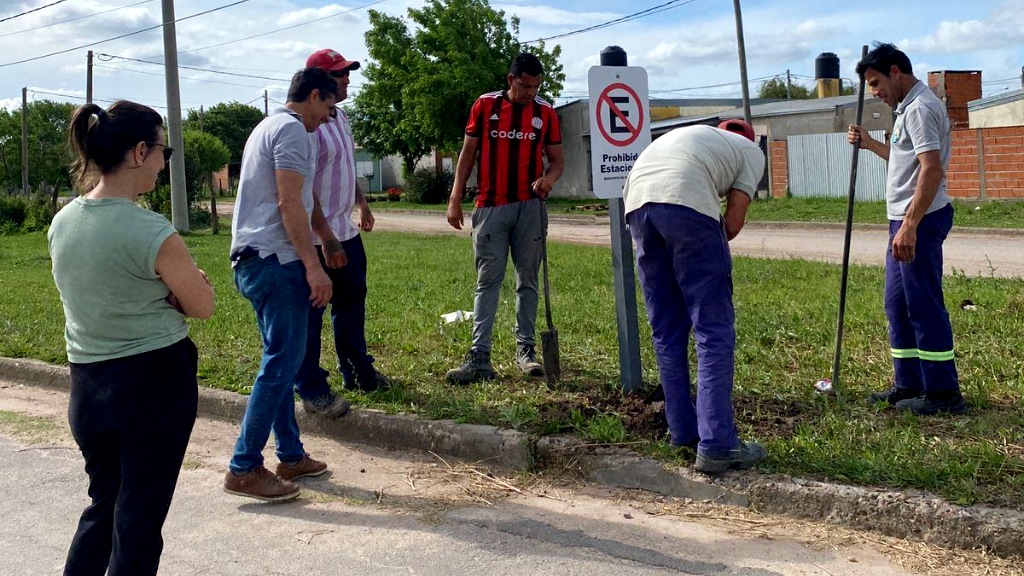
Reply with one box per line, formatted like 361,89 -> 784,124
330,70 -> 350,78
146,142 -> 175,162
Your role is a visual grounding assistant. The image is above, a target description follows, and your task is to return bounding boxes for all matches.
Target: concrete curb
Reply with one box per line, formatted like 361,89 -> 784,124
2,356 -> 1022,557
0,357 -> 533,470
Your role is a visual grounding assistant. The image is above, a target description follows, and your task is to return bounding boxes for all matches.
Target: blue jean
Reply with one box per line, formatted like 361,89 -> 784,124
295,236 -> 375,399
628,203 -> 739,456
885,203 -> 959,392
229,254 -> 308,474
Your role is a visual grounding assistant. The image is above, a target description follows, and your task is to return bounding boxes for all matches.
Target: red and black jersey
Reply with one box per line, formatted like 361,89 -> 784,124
465,90 -> 562,208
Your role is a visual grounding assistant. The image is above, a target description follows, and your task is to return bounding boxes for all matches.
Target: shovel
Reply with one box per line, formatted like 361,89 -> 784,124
539,202 -> 561,388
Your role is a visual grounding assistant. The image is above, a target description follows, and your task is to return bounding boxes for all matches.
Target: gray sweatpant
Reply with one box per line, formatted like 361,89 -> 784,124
470,198 -> 546,352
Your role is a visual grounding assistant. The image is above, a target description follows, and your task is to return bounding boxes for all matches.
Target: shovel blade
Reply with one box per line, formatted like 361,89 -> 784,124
540,328 -> 560,388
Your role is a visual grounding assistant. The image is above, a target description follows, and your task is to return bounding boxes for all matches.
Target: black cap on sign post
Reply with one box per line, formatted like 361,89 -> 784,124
600,46 -> 627,67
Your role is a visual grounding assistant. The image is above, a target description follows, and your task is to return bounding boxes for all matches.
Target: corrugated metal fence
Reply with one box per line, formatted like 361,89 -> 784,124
787,130 -> 888,201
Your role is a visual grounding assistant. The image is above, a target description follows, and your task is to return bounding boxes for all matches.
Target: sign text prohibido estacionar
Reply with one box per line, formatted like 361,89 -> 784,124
588,66 -> 652,199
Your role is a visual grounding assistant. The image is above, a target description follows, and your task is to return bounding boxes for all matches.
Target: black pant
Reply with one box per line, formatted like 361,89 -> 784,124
64,338 -> 198,576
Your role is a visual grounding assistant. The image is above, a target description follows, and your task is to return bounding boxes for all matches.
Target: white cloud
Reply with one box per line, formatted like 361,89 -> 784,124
899,0 -> 1024,54
0,98 -> 21,111
498,5 -> 619,26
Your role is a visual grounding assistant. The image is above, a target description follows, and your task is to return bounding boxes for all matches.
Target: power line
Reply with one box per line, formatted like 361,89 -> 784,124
97,53 -> 292,82
982,77 -> 1020,85
0,0 -> 68,24
522,0 -> 708,44
0,0 -> 255,68
179,0 -> 389,54
28,88 -> 167,110
0,0 -> 155,40
94,63 -> 271,89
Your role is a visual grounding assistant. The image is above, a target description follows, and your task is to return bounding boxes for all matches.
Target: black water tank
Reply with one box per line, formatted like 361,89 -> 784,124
815,52 -> 840,79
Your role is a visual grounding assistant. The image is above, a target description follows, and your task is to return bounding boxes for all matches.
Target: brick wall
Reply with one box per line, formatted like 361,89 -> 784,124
770,140 -> 788,198
213,165 -> 229,192
929,71 -> 982,131
947,126 -> 1024,198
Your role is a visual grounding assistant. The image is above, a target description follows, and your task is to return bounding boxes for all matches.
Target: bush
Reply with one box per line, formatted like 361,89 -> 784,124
386,187 -> 402,201
403,168 -> 452,204
142,185 -> 209,229
0,190 -> 56,234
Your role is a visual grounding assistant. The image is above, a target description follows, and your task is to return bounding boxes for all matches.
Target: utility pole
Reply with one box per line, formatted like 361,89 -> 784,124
786,69 -> 792,99
21,87 -> 29,196
86,51 -> 94,104
1020,65 -> 1023,89
263,90 -> 269,116
732,0 -> 752,124
161,0 -> 189,232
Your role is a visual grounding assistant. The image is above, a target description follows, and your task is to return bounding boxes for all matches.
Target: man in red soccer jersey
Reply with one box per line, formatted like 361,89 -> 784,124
445,53 -> 564,385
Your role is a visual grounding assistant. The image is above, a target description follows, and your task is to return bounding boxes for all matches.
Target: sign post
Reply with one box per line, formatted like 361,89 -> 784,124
588,46 -> 651,393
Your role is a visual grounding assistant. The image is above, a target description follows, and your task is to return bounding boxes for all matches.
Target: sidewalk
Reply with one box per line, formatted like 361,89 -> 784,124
3,357 -> 1023,561
0,381 -> 925,576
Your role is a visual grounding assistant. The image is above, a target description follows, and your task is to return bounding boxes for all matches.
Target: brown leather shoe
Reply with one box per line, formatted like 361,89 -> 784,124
223,466 -> 300,502
275,454 -> 328,482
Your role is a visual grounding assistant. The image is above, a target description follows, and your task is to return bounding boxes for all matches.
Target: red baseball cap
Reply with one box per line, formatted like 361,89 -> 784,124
306,49 -> 360,72
717,119 -> 756,142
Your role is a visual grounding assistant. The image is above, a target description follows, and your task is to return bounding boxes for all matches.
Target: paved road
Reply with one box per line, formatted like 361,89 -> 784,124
211,202 -> 1023,278
0,382 -> 910,576
368,212 -> 1024,279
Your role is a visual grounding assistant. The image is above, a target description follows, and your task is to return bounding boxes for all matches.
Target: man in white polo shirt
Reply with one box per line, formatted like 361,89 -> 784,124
622,120 -> 767,474
295,49 -> 391,418
848,43 -> 964,415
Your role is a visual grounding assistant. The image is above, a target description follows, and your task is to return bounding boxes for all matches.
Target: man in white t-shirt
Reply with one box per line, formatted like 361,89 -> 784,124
294,49 -> 392,419
622,120 -> 767,474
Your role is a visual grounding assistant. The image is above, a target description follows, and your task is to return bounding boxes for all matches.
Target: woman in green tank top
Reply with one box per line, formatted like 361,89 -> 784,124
48,101 -> 215,576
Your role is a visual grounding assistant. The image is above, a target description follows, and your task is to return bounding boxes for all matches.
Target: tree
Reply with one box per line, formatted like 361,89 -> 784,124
757,77 -> 812,99
184,130 -> 230,176
0,100 -> 76,193
349,10 -> 432,176
184,102 -> 263,164
351,0 -> 565,173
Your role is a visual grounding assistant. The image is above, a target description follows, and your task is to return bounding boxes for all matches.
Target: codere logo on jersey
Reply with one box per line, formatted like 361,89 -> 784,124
491,129 -> 537,140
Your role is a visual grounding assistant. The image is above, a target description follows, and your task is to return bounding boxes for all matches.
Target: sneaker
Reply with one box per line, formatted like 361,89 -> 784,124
694,440 -> 767,474
868,385 -> 923,406
346,371 -> 394,393
515,344 -> 545,378
276,453 -> 328,481
223,466 -> 300,502
301,392 -> 351,419
445,349 -> 495,385
895,391 -> 967,415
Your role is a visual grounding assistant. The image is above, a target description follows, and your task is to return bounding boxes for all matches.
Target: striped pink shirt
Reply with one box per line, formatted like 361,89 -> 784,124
312,107 -> 359,243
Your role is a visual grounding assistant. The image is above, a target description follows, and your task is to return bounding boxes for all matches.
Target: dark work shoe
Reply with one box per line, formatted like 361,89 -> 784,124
301,392 -> 351,419
895,391 -> 967,415
515,344 -> 545,377
445,349 -> 495,385
694,440 -> 767,474
346,371 -> 394,393
868,386 -> 923,406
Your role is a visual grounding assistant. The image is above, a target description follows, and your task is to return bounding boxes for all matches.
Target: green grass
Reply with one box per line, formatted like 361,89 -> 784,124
369,197 -> 609,215
1,231 -> 1022,508
746,197 -> 1024,228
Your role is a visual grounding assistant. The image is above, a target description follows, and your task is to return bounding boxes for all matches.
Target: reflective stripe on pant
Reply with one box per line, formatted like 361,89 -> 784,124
884,203 -> 959,392
628,202 -> 739,456
470,199 -> 545,352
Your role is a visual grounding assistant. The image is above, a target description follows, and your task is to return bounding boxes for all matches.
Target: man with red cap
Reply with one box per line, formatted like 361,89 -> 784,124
621,120 -> 767,474
294,49 -> 391,417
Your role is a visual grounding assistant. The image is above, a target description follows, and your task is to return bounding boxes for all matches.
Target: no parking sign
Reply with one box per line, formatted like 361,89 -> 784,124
588,66 -> 651,199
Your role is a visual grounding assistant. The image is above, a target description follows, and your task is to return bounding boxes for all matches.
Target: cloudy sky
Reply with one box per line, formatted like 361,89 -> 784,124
1,0 -> 1022,113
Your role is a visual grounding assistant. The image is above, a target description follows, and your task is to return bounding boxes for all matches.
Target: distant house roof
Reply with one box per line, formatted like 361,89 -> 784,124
651,95 -> 864,134
968,88 -> 1024,112
555,97 -> 780,110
